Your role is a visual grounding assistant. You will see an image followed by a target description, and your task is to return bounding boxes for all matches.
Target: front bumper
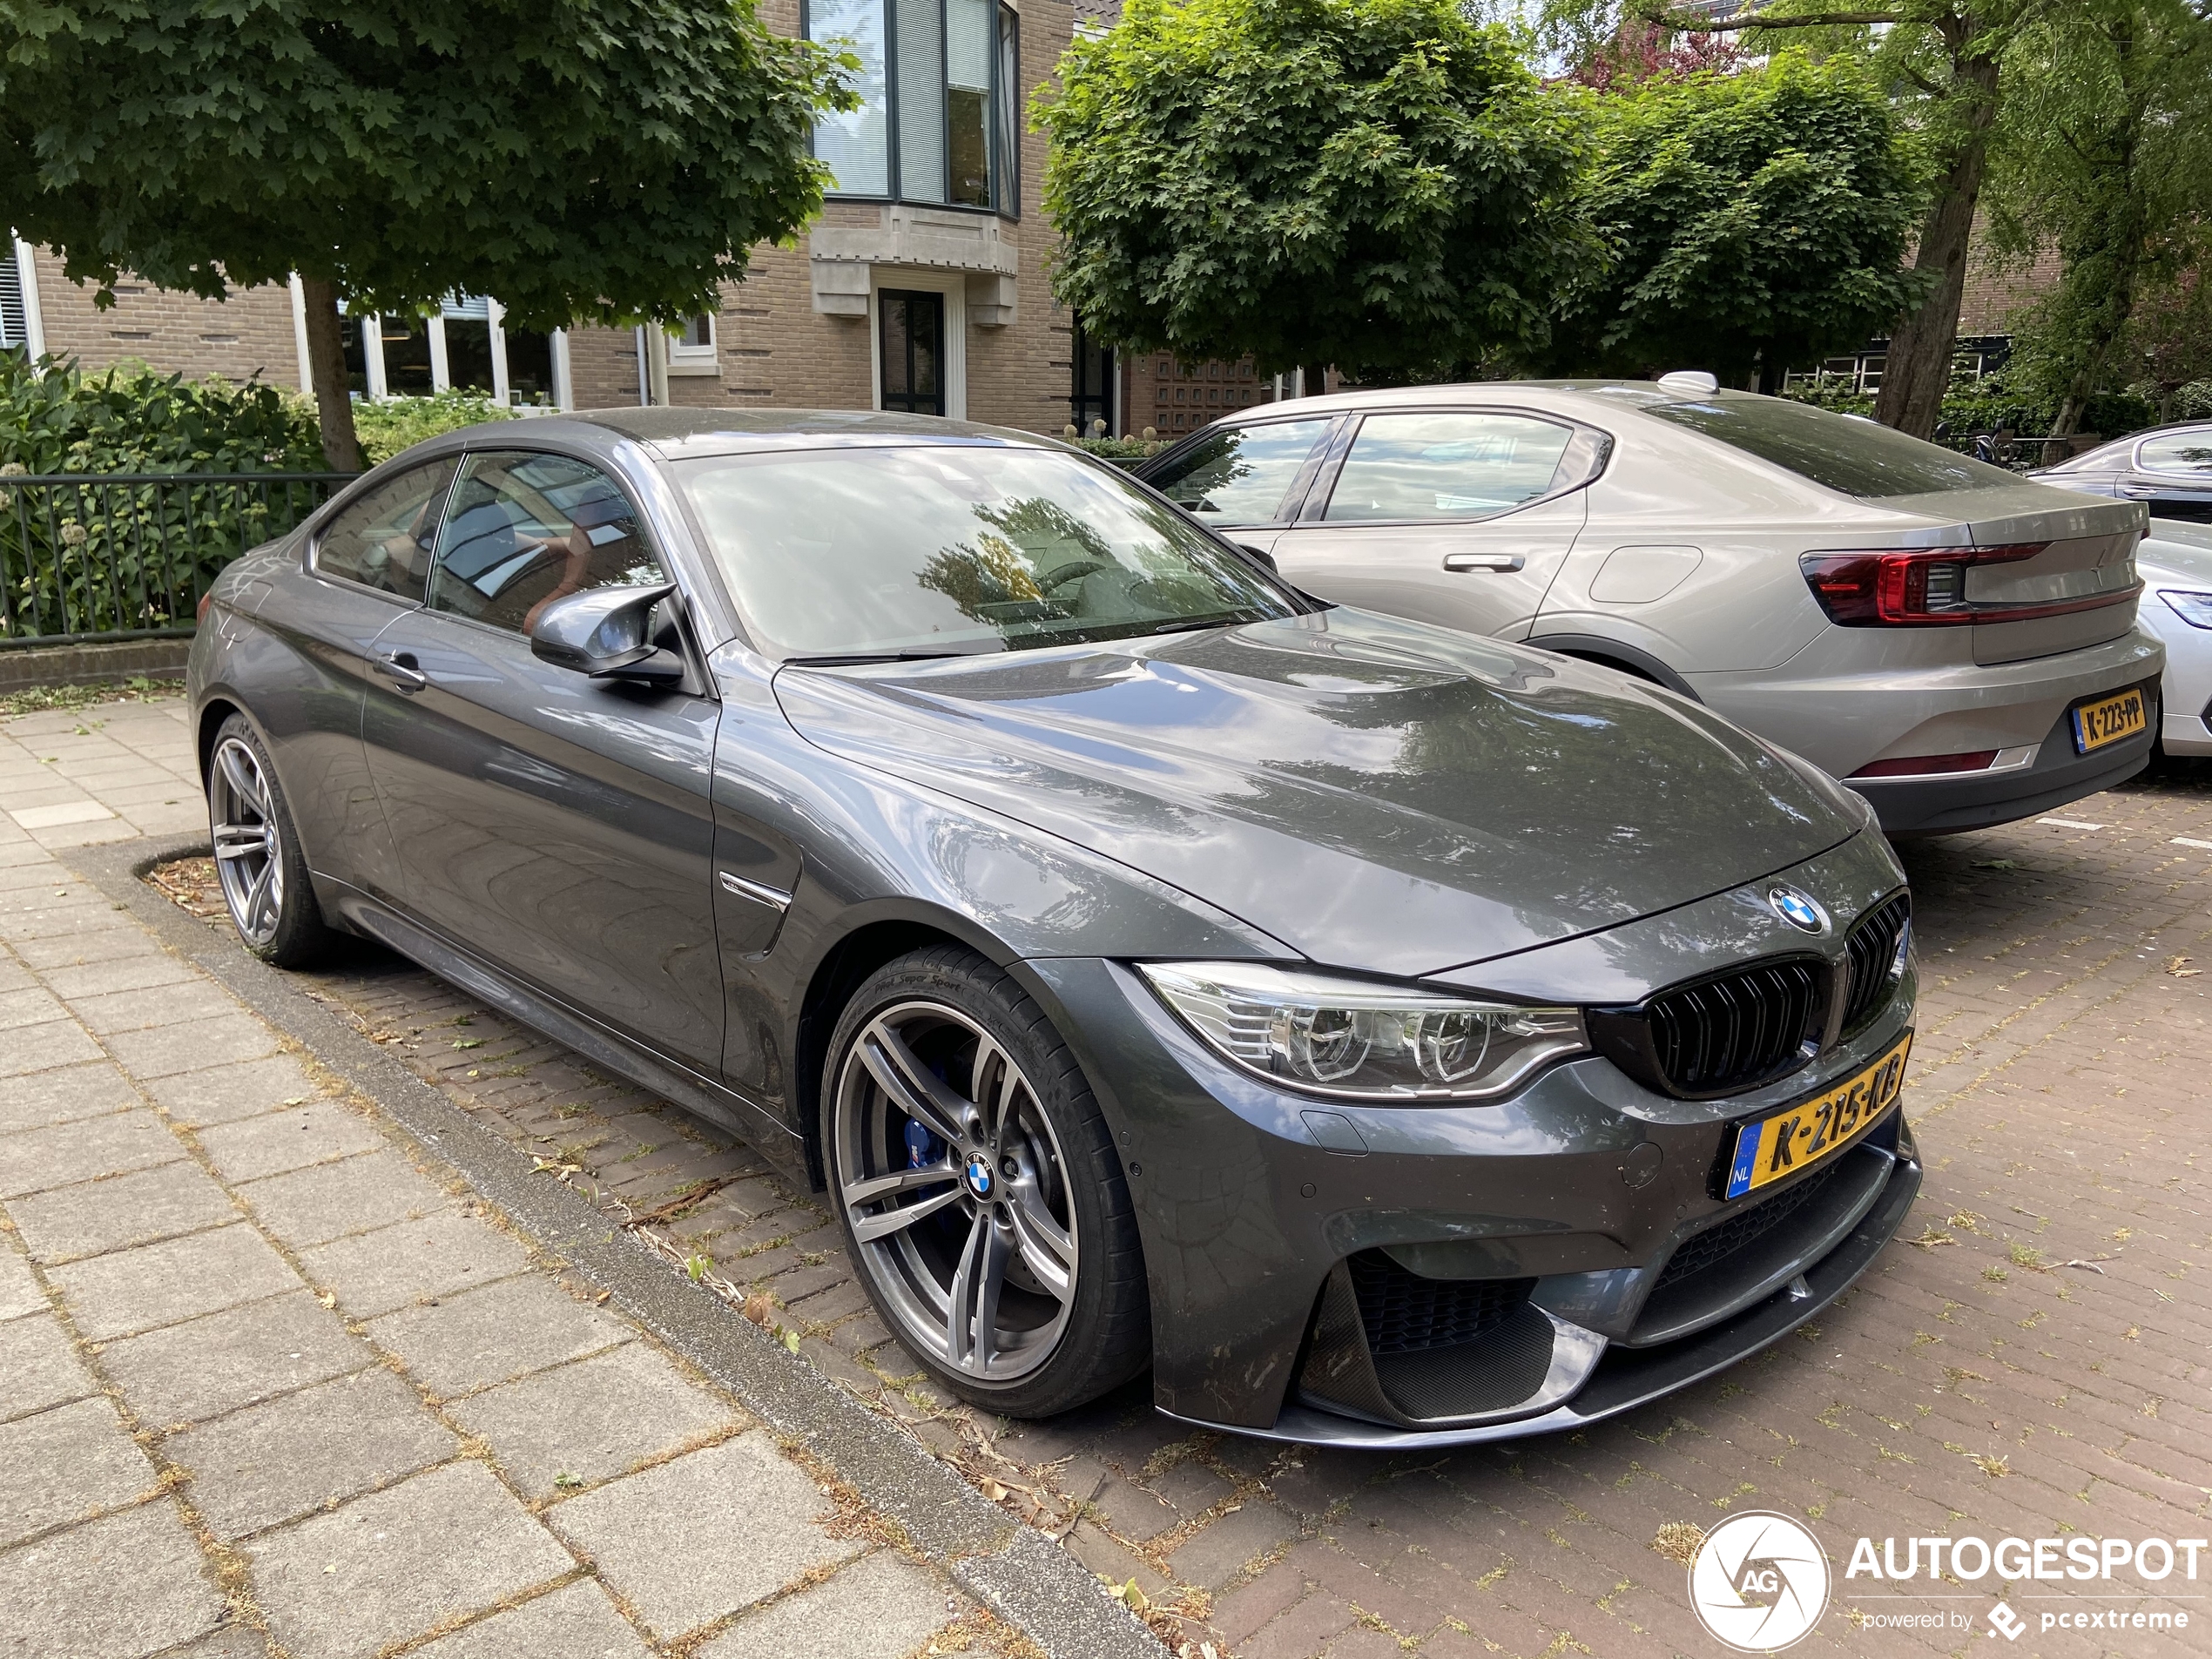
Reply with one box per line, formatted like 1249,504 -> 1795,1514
1019,832 -> 1923,1444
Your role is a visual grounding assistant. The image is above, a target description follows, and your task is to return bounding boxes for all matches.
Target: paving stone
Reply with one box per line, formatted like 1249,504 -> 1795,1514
50,1223 -> 298,1341
0,1246 -> 43,1322
105,1013 -> 285,1082
408,1580 -> 651,1659
546,1433 -> 860,1639
10,1160 -> 236,1265
0,1500 -> 226,1659
0,1059 -> 138,1136
239,1150 -> 451,1251
0,1311 -> 98,1425
151,1625 -> 271,1659
11,924 -> 168,970
0,1395 -> 158,1548
39,954 -> 201,1002
0,1109 -> 181,1198
0,1016 -> 105,1080
448,1343 -> 738,1500
168,1367 -> 457,1540
147,1054 -> 324,1129
0,985 -> 66,1029
697,1548 -> 963,1659
68,980 -> 246,1037
197,1100 -> 385,1184
1168,1497 -> 1304,1592
300,1211 -> 533,1319
246,1460 -> 575,1659
364,1274 -> 631,1398
98,1290 -> 373,1427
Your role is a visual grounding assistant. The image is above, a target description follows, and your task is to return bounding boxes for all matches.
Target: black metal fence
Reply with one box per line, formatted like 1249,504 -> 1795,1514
0,472 -> 354,647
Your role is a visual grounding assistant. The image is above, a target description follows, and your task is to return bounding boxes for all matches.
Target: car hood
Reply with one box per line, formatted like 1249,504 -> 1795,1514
772,610 -> 1858,980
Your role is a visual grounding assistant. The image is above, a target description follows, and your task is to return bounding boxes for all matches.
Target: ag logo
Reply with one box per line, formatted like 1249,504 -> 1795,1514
1688,1511 -> 1831,1652
1986,1604 -> 2026,1642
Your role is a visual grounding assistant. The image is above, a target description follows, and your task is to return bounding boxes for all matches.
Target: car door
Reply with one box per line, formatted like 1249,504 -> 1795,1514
1139,416 -> 1339,561
360,448 -> 727,1076
249,456 -> 459,900
1269,408 -> 1602,639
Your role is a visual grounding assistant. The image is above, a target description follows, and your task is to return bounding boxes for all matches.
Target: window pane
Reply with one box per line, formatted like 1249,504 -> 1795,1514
948,0 -> 991,206
811,0 -> 889,194
1148,420 -> 1332,523
675,446 -> 1295,658
428,452 -> 665,636
896,0 -> 946,202
995,5 -> 1019,214
502,329 -> 555,406
2138,431 -> 2212,476
339,310 -> 369,395
381,315 -> 434,395
1324,413 -> 1573,522
1639,395 -> 2016,497
444,319 -> 495,393
880,291 -> 944,415
314,460 -> 456,602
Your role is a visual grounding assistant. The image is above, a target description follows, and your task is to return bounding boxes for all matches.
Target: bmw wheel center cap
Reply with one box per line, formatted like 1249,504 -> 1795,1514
964,1152 -> 995,1200
1766,885 -> 1829,934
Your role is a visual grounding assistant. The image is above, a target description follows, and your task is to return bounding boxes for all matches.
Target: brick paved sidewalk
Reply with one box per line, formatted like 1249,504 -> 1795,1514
10,692 -> 2212,1659
0,707 -> 1008,1659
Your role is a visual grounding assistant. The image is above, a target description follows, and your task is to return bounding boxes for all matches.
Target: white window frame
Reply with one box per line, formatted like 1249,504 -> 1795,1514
5,235 -> 47,359
868,268 -> 966,420
341,299 -> 572,409
667,311 -> 720,377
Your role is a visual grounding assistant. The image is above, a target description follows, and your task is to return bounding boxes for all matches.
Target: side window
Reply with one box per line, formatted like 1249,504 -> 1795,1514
1322,413 -> 1575,523
1147,419 -> 1333,524
2136,432 -> 2212,476
312,459 -> 457,602
428,452 -> 667,636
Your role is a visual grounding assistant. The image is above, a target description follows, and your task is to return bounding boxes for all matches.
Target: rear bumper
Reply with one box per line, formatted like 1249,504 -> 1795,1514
1848,676 -> 2158,835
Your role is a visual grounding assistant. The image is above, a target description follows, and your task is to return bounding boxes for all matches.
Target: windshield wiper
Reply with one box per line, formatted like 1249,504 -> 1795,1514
778,649 -> 988,667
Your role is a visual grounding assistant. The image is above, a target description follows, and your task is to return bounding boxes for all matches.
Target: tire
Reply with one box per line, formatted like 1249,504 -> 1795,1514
822,946 -> 1150,1416
205,713 -> 332,968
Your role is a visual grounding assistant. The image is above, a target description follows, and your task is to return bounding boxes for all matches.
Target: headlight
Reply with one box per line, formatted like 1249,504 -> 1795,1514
1137,961 -> 1586,1102
2159,590 -> 2212,630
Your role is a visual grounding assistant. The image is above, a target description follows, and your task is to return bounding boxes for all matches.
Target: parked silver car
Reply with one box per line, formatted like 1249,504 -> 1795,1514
2125,520 -> 2212,758
2030,421 -> 2212,525
1138,380 -> 2161,835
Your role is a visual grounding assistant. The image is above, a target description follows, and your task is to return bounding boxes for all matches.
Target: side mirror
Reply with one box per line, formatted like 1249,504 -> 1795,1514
1233,541 -> 1278,573
529,583 -> 685,686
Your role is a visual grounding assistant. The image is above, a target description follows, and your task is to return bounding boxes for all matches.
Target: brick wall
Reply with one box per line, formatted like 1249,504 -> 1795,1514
28,250 -> 304,387
1957,239 -> 2062,337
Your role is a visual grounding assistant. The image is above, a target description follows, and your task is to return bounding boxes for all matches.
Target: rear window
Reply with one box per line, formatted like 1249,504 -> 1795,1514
1641,395 -> 2020,498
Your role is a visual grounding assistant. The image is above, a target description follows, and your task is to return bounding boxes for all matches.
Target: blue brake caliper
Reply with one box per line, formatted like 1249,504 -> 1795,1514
905,1117 -> 941,1170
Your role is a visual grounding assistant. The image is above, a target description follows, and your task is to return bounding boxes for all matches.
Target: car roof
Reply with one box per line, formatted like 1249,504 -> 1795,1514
1198,379 -> 1728,422
561,407 -> 1068,457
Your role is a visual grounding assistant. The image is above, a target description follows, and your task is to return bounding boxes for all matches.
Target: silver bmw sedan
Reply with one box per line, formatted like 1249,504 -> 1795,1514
189,409 -> 1920,1446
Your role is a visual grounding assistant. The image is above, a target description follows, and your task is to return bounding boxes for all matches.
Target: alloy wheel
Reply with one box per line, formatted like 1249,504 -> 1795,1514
209,735 -> 285,947
833,1001 -> 1079,1383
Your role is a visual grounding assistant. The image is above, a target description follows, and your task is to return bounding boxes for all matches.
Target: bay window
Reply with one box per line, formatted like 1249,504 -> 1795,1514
808,0 -> 1020,213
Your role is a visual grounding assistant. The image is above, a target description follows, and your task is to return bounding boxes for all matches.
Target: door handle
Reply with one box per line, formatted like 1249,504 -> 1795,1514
374,651 -> 428,692
1442,553 -> 1527,574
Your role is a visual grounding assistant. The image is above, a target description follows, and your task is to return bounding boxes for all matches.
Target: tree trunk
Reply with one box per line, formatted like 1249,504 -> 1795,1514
300,279 -> 361,473
1301,363 -> 1329,397
1873,47 -> 2003,440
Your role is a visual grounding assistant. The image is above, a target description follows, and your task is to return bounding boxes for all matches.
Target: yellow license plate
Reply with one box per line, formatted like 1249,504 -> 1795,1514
2072,686 -> 2147,754
1722,1035 -> 1912,1199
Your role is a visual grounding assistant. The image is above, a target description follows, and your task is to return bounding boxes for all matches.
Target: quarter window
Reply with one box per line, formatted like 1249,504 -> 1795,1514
428,453 -> 666,637
1147,420 -> 1333,524
809,0 -> 1020,213
2137,431 -> 2212,476
313,459 -> 458,602
1323,413 -> 1575,523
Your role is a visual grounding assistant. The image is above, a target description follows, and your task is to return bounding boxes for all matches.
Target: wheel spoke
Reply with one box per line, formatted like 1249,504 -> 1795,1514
971,1035 -> 1023,1148
1005,1186 -> 1076,1301
243,861 -> 275,934
858,1024 -> 968,1146
212,823 -> 265,860
945,1211 -> 1010,1374
216,743 -> 260,811
846,1162 -> 961,1207
849,1181 -> 966,1244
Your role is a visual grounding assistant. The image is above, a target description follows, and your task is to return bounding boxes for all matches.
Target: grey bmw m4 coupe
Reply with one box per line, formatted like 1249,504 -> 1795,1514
189,409 -> 1921,1446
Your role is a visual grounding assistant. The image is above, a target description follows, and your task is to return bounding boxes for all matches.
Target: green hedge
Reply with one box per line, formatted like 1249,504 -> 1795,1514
354,390 -> 516,464
0,354 -> 324,474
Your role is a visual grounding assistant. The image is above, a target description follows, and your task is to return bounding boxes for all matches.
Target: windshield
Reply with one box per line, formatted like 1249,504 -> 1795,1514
1642,395 -> 2020,498
675,444 -> 1298,659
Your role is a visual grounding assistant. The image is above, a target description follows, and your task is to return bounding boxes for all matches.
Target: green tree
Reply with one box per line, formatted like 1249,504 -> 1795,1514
1545,52 -> 1927,388
0,0 -> 851,469
1980,0 -> 2212,438
1035,0 -> 1595,393
1537,0 -> 2041,438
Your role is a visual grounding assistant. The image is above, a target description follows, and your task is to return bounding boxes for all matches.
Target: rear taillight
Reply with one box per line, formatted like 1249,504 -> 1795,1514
1850,751 -> 1998,779
196,590 -> 214,625
1800,543 -> 2139,627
